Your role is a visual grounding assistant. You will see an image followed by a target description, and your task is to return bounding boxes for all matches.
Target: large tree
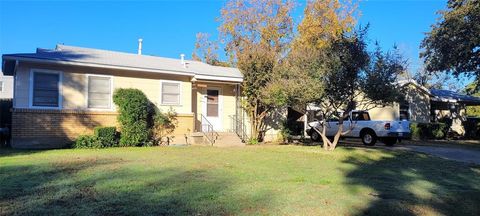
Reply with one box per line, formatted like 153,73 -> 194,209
192,32 -> 229,66
464,82 -> 480,117
219,0 -> 294,141
264,0 -> 406,150
420,0 -> 480,85
312,33 -> 406,151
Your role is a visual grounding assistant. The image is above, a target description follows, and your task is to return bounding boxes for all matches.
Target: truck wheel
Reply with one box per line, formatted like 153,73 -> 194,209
361,131 -> 377,146
310,131 -> 321,142
383,138 -> 397,146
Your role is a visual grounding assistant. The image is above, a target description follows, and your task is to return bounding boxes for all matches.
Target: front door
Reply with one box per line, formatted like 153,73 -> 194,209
203,88 -> 222,131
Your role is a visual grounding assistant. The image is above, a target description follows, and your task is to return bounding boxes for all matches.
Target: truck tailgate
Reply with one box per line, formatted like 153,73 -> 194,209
390,121 -> 410,133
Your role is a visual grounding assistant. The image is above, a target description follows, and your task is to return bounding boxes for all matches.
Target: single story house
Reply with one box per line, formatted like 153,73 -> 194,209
2,44 -> 273,148
4,44 -> 478,148
429,89 -> 480,135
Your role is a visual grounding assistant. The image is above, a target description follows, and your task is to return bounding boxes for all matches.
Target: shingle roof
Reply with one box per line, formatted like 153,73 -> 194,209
430,89 -> 480,105
396,79 -> 432,95
2,44 -> 243,81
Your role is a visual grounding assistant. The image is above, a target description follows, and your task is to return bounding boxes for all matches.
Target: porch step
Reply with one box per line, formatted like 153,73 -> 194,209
214,132 -> 245,147
189,132 -> 212,146
189,132 -> 245,147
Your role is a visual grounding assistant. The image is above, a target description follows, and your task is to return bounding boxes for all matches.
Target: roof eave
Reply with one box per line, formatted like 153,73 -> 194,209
194,74 -> 243,83
2,55 -> 195,77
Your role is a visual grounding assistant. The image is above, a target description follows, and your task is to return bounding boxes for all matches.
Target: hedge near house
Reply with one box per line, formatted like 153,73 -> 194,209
73,126 -> 119,148
411,122 -> 448,140
113,88 -> 151,146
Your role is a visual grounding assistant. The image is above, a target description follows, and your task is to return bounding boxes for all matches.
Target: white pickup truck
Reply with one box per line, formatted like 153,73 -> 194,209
306,110 -> 410,146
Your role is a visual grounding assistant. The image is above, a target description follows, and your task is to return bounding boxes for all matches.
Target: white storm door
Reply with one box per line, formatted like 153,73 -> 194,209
203,88 -> 222,131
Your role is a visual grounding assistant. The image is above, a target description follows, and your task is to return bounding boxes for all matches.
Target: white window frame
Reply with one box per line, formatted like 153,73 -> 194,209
159,80 -> 182,106
85,74 -> 114,111
29,69 -> 63,109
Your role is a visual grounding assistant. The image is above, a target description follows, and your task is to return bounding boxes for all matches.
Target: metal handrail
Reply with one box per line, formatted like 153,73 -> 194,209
229,115 -> 249,142
200,114 -> 219,145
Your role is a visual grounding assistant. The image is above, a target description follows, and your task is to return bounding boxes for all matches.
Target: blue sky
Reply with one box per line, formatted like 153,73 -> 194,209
1,0 -> 446,76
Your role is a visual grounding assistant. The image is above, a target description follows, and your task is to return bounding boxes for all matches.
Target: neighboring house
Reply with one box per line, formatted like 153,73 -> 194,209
2,44 -> 267,148
367,79 -> 432,123
430,89 -> 480,135
355,79 -> 480,136
302,79 -> 480,136
0,73 -> 14,99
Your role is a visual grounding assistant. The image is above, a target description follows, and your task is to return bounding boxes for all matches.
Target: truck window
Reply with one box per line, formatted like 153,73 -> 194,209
351,112 -> 371,121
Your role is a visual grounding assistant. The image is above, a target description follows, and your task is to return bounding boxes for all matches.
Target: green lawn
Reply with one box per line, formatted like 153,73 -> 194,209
1,145 -> 479,215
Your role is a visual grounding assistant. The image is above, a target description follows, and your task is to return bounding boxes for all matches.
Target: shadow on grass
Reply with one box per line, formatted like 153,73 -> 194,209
0,148 -> 45,158
342,150 -> 480,215
0,157 -> 272,215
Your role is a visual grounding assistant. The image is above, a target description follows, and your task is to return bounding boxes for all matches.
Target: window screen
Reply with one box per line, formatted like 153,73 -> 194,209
0,81 -> 3,92
88,76 -> 112,109
162,82 -> 180,104
207,89 -> 219,117
32,72 -> 60,107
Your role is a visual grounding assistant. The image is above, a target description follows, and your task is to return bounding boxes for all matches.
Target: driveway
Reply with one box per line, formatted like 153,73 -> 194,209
394,145 -> 480,165
337,138 -> 480,165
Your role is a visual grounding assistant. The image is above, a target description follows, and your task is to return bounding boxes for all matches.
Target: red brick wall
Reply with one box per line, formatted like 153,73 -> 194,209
11,109 -> 195,148
11,109 -> 118,148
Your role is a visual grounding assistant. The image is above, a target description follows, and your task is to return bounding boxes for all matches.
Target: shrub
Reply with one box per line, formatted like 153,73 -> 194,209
248,138 -> 259,145
464,118 -> 480,139
152,108 -> 178,146
74,135 -> 101,148
279,120 -> 292,143
410,123 -> 421,140
431,123 -> 447,139
94,126 -> 118,147
410,122 -> 448,140
113,88 -> 151,146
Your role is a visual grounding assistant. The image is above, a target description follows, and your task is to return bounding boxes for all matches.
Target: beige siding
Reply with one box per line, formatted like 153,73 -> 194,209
354,84 -> 431,123
368,106 -> 398,121
13,62 -> 192,114
403,84 -> 431,123
0,75 -> 14,99
14,64 -> 30,107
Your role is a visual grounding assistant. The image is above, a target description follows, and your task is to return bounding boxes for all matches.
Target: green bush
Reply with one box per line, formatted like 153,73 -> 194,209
113,88 -> 151,146
279,120 -> 292,143
410,122 -> 448,140
94,126 -> 118,147
410,123 -> 421,140
74,135 -> 101,148
152,108 -> 178,146
248,138 -> 259,145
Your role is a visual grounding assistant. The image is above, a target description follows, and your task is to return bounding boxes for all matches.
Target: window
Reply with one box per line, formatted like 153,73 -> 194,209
399,103 -> 410,121
0,81 -> 3,92
88,76 -> 112,109
206,89 -> 219,117
351,111 -> 371,121
161,82 -> 180,105
32,71 -> 60,107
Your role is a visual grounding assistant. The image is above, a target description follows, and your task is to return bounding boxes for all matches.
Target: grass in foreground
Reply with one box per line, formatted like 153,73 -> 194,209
1,145 -> 479,215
